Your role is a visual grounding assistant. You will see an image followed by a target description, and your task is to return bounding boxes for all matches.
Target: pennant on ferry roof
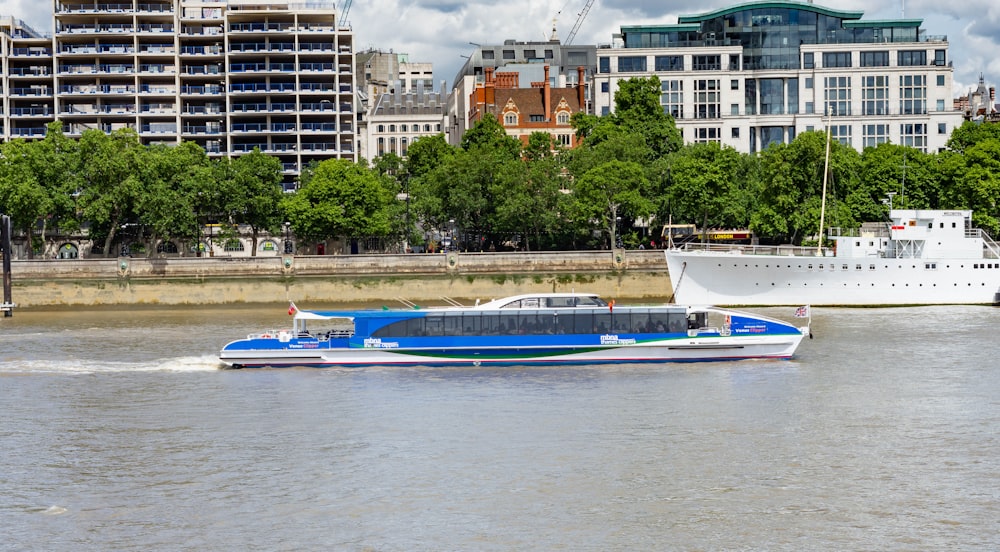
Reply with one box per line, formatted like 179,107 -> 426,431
288,301 -> 297,315
794,305 -> 810,318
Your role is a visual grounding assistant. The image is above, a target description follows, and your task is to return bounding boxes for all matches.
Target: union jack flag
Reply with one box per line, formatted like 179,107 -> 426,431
794,305 -> 810,318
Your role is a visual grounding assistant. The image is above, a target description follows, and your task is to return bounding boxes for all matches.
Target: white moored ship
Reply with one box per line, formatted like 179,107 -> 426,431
665,209 -> 1000,306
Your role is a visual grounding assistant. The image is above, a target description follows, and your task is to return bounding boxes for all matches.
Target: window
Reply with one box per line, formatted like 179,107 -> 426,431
729,54 -> 740,71
545,49 -> 554,59
805,77 -> 813,89
557,111 -> 570,124
601,106 -> 610,116
389,124 -> 396,132
503,112 -> 517,125
502,49 -> 515,60
694,127 -> 720,143
694,80 -> 720,119
937,99 -> 945,112
822,52 -> 852,68
598,57 -> 610,73
654,55 -> 683,71
900,123 -> 927,152
861,51 -> 889,67
830,124 -> 852,145
863,124 -> 888,148
760,78 -> 784,115
660,80 -> 683,118
805,101 -> 814,114
731,103 -> 739,115
529,114 -> 545,122
934,49 -> 946,66
862,75 -> 888,116
898,50 -> 926,66
731,79 -> 739,90
732,127 -> 740,138
692,55 -> 720,71
482,50 -> 494,60
524,49 -> 536,59
377,124 -> 385,133
938,122 -> 947,134
618,56 -> 647,72
803,52 -> 814,69
558,134 -> 571,146
824,76 -> 851,116
936,74 -> 945,86
899,75 -> 926,115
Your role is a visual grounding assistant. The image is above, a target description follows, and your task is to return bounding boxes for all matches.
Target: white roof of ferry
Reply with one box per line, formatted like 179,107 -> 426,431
474,293 -> 602,309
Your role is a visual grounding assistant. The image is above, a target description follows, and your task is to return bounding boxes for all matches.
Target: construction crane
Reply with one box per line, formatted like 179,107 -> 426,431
565,0 -> 595,45
338,0 -> 352,28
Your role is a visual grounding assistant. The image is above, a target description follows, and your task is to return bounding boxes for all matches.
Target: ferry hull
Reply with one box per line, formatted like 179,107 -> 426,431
220,335 -> 804,369
666,250 -> 1000,306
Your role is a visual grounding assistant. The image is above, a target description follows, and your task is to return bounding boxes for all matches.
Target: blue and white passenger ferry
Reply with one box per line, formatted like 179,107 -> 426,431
219,293 -> 810,368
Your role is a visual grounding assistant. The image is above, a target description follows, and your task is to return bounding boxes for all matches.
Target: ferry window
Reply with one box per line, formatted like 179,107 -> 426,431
463,313 -> 482,334
631,310 -> 651,333
668,313 -> 686,332
555,313 -> 574,334
575,296 -> 608,307
594,313 -> 613,333
483,314 -> 503,335
869,264 -> 876,270
574,312 -> 593,334
648,312 -> 670,333
500,313 -> 520,335
425,315 -> 444,336
405,317 -> 425,336
443,314 -> 463,336
546,296 -> 576,308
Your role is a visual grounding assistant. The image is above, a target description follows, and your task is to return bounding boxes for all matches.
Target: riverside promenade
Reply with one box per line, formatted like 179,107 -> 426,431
7,249 -> 674,307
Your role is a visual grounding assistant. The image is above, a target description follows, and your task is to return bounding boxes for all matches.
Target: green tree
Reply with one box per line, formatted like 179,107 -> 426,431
571,160 -> 654,249
664,142 -> 747,238
135,142 -> 214,256
218,149 -> 284,255
280,159 -> 394,246
0,140 -> 50,257
939,138 -> 1000,234
77,128 -> 146,257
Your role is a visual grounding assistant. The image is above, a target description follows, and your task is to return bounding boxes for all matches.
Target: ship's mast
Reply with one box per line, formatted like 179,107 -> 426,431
818,108 -> 832,256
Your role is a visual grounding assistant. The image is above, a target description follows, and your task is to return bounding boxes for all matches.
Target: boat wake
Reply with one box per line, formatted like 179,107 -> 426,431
0,355 -> 226,374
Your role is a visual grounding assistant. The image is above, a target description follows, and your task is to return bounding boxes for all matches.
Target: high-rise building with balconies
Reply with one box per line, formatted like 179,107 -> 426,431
0,1 -> 355,189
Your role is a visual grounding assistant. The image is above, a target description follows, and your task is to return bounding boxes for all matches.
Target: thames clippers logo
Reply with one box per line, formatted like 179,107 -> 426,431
363,338 -> 399,349
600,334 -> 636,345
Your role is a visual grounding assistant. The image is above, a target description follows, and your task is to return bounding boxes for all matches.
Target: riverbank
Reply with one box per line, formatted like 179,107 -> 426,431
7,249 -> 673,307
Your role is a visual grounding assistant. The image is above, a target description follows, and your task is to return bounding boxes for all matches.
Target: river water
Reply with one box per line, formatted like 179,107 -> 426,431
1,303 -> 997,550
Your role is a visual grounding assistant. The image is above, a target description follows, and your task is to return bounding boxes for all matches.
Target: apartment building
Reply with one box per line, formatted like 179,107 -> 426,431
592,1 -> 964,153
1,1 -> 355,189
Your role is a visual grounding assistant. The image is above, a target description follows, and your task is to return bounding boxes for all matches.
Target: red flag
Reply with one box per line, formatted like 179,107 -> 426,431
288,301 -> 297,316
609,299 -> 615,312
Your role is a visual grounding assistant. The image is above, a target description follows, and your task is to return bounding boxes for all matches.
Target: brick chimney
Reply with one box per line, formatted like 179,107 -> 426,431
577,66 -> 585,110
544,65 -> 551,121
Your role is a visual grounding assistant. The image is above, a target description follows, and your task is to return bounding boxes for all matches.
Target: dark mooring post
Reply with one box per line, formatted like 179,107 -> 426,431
1,214 -> 12,317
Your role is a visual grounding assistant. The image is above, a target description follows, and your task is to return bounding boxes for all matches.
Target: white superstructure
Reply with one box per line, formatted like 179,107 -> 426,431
666,210 -> 1000,306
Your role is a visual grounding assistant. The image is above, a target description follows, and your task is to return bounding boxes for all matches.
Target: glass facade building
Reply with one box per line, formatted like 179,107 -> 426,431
593,1 -> 962,153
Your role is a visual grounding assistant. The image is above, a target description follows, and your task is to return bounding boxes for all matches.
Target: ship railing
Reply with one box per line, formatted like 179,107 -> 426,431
673,242 -> 836,257
974,228 -> 1000,259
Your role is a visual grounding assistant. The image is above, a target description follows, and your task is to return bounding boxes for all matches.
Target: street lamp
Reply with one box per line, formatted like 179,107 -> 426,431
283,221 -> 292,254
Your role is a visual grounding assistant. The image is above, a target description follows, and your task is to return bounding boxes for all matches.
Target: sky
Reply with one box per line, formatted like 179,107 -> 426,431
2,0 -> 998,97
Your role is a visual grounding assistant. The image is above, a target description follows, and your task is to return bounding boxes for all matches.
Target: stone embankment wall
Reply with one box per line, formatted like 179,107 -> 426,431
9,250 -> 674,307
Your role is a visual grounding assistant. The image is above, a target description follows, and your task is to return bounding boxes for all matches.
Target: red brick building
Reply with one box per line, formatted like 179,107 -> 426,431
469,65 -> 586,149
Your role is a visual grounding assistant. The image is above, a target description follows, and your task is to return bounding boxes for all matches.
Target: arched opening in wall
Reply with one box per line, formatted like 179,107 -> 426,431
224,239 -> 245,253
259,240 -> 278,254
157,241 -> 179,255
57,243 -> 79,259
